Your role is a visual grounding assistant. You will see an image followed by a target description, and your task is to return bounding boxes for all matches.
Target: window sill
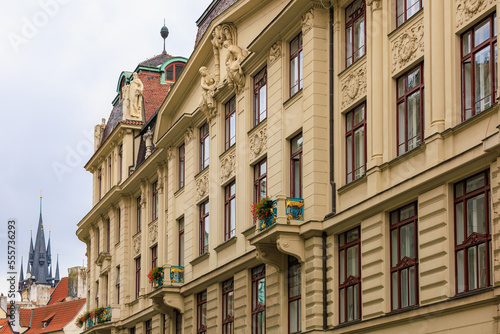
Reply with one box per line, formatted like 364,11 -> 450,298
174,186 -> 184,197
385,304 -> 420,316
220,144 -> 236,158
242,224 -> 256,238
190,252 -> 210,266
214,236 -> 237,252
337,173 -> 367,194
283,88 -> 303,107
388,8 -> 424,38
449,286 -> 493,301
333,319 -> 362,330
338,54 -> 366,77
248,117 -> 267,134
195,166 -> 209,179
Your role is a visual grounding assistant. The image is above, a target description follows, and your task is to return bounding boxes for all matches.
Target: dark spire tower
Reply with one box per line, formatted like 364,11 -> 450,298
160,19 -> 169,55
55,254 -> 60,285
31,193 -> 49,284
18,256 -> 24,291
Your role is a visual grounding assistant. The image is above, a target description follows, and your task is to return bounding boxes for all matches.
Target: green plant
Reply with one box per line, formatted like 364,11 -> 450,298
147,266 -> 163,283
251,197 -> 273,221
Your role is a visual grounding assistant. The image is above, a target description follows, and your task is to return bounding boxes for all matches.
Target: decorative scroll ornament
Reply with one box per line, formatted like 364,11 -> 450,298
220,150 -> 236,183
268,41 -> 282,66
166,147 -> 174,161
456,0 -> 494,28
211,23 -> 237,83
185,127 -> 194,143
224,41 -> 249,95
366,0 -> 382,11
199,67 -> 218,121
249,126 -> 267,161
391,18 -> 424,73
301,8 -> 314,35
340,64 -> 367,110
133,233 -> 141,256
195,171 -> 209,201
149,221 -> 158,246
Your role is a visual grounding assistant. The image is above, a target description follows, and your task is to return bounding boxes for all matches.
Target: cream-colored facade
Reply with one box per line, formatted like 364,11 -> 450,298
77,0 -> 500,333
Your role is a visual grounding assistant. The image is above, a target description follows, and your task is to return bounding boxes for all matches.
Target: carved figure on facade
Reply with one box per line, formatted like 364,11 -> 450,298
211,23 -> 237,83
143,127 -> 154,158
456,0 -> 494,28
301,9 -> 314,35
224,40 -> 248,95
149,221 -> 158,246
94,118 -> 106,149
341,64 -> 367,110
166,147 -> 174,161
391,18 -> 424,73
133,234 -> 141,256
249,126 -> 267,161
185,127 -> 194,143
220,150 -> 236,183
199,66 -> 218,121
123,73 -> 144,120
268,41 -> 282,66
195,172 -> 209,201
366,0 -> 382,11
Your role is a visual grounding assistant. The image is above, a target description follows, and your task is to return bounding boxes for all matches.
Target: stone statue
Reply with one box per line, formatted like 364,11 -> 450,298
199,66 -> 217,120
128,72 -> 144,119
94,118 -> 106,151
223,40 -> 248,94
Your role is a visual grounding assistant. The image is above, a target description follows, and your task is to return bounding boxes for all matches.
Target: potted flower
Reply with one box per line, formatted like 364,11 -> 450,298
251,197 -> 274,226
148,266 -> 164,288
94,307 -> 106,323
75,316 -> 84,328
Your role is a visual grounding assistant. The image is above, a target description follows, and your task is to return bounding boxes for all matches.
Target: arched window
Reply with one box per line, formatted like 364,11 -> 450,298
165,62 -> 185,83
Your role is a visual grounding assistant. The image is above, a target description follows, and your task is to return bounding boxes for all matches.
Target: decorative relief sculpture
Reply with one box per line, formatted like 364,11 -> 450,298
366,0 -> 382,11
340,64 -> 367,110
133,233 -> 141,256
456,0 -> 494,28
123,73 -> 144,121
211,23 -> 237,83
249,126 -> 267,161
268,41 -> 282,66
391,17 -> 424,73
195,171 -> 209,202
94,118 -> 106,151
143,127 -> 154,158
220,150 -> 236,184
301,9 -> 314,35
149,221 -> 158,246
199,66 -> 218,121
166,147 -> 174,161
224,41 -> 249,95
185,127 -> 194,143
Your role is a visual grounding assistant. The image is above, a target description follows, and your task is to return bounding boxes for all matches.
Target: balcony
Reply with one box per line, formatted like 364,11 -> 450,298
249,195 -> 306,271
147,265 -> 185,315
82,306 -> 112,331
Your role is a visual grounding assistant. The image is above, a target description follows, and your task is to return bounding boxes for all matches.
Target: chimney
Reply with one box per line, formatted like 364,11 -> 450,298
67,266 -> 87,300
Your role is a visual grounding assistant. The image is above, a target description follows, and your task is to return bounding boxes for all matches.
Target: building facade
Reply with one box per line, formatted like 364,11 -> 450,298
77,0 -> 500,333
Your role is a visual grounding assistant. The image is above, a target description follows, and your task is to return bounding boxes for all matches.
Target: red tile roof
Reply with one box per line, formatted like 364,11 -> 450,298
24,299 -> 86,334
47,277 -> 69,305
19,308 -> 32,328
138,71 -> 172,121
0,319 -> 13,334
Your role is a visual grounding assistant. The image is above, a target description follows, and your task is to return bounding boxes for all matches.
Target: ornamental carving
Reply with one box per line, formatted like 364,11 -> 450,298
301,9 -> 314,35
149,221 -> 158,246
166,147 -> 174,161
456,0 -> 495,28
268,41 -> 282,66
220,149 -> 236,184
199,67 -> 218,122
224,41 -> 249,95
185,127 -> 194,143
211,23 -> 237,83
122,72 -> 144,121
391,16 -> 424,73
195,170 -> 209,202
249,125 -> 267,162
133,233 -> 141,256
340,63 -> 367,110
366,0 -> 382,11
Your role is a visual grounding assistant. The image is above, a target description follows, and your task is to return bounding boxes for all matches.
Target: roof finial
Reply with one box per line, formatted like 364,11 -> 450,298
160,19 -> 169,55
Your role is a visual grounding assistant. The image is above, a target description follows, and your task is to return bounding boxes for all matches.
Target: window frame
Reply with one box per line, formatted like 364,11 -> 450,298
224,181 -> 236,241
225,96 -> 237,150
151,245 -> 157,270
106,218 -> 110,252
390,202 -> 419,310
136,196 -> 142,233
222,278 -> 234,334
175,310 -> 182,334
152,181 -> 158,221
396,63 -> 425,156
165,62 -> 186,83
396,0 -> 423,27
108,156 -> 112,189
179,218 -> 185,266
197,291 -> 208,334
338,227 -> 361,324
119,144 -> 123,181
116,266 -> 120,304
289,32 -> 303,96
288,256 -> 301,334
254,158 -> 267,202
117,208 -> 121,243
199,201 -> 209,256
179,144 -> 185,189
345,103 -> 367,183
251,264 -> 266,334
254,67 -> 268,126
345,0 -> 366,67
290,133 -> 303,198
145,319 -> 152,334
135,257 -> 141,299
200,123 -> 210,171
98,168 -> 102,200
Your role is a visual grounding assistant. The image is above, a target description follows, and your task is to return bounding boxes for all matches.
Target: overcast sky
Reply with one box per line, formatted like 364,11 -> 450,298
0,0 -> 213,298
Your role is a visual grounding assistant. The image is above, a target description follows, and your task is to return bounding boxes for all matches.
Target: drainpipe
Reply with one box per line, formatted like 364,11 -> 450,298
329,5 -> 336,215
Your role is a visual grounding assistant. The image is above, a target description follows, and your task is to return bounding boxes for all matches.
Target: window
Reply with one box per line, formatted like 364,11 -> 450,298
130,328 -> 136,334
104,274 -> 109,306
98,168 -> 102,200
135,257 -> 141,299
197,291 -> 207,334
252,264 -> 266,334
254,67 -> 267,125
339,227 -> 361,323
95,280 -> 99,307
117,208 -> 121,243
225,182 -> 236,241
116,266 -> 120,304
397,63 -> 424,155
179,144 -> 185,189
106,218 -> 110,252
165,62 -> 185,82
175,310 -> 182,334
199,201 -> 209,256
200,123 -> 210,170
151,245 -> 157,269
345,0 -> 366,67
390,203 -> 418,310
288,256 -> 301,334
346,104 -> 366,183
119,144 -> 123,181
179,218 -> 185,266
222,278 -> 234,334
225,96 -> 236,150
137,196 -> 142,233
96,227 -> 100,254
145,319 -> 152,334
254,159 -> 267,224
397,0 -> 423,27
290,134 -> 303,198
152,181 -> 158,221
290,33 -> 303,96
462,14 -> 497,120
455,170 -> 491,293
108,156 -> 112,188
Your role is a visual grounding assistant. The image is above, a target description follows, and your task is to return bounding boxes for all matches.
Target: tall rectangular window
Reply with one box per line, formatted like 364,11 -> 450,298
291,134 -> 303,198
225,96 -> 236,150
345,0 -> 366,67
175,310 -> 182,334
135,257 -> 141,299
151,245 -> 157,269
339,227 -> 361,323
197,291 -> 207,334
288,256 -> 301,334
117,208 -> 121,243
222,278 -> 234,334
95,280 -> 99,307
96,227 -> 100,254
137,196 -> 142,233
252,264 -> 266,334
200,201 -> 209,256
119,144 -> 123,181
130,328 -> 135,334
152,181 -> 158,221
254,159 -> 267,224
390,203 -> 418,310
397,63 -> 424,155
462,14 -> 497,120
145,320 -> 152,334
346,103 -> 366,183
455,170 -> 491,293
179,144 -> 185,189
179,218 -> 185,266
106,218 -> 110,252
225,182 -> 236,241
200,123 -> 210,170
108,156 -> 112,188
254,67 -> 267,126
116,266 -> 120,304
290,33 -> 303,96
98,168 -> 102,200
104,274 -> 109,306
397,0 -> 423,27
